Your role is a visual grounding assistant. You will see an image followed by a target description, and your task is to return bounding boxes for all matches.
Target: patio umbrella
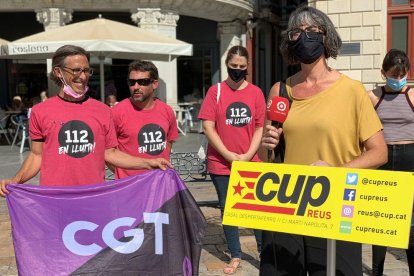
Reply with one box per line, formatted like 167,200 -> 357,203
1,17 -> 192,101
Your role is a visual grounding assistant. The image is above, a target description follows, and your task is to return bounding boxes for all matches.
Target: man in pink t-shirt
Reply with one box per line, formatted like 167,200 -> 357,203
112,60 -> 179,178
0,45 -> 171,194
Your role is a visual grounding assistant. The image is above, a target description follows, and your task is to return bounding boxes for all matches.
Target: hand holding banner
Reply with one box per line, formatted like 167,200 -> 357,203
6,169 -> 206,275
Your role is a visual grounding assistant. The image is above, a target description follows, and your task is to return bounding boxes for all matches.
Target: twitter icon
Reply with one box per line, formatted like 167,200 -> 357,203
346,173 -> 358,185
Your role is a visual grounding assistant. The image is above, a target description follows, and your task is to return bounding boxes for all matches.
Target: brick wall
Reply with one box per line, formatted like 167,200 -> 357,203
308,0 -> 387,90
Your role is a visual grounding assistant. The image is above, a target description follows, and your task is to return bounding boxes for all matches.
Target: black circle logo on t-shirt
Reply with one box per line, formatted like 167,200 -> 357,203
138,123 -> 166,156
225,102 -> 252,127
58,120 -> 95,158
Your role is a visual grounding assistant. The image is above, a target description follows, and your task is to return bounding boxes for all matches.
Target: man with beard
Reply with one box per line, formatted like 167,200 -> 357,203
111,60 -> 179,178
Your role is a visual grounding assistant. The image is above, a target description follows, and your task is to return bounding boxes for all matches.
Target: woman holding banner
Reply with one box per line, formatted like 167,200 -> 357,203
368,49 -> 414,276
258,5 -> 387,276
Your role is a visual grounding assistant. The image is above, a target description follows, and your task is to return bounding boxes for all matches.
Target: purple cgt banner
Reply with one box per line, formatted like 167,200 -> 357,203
6,169 -> 206,275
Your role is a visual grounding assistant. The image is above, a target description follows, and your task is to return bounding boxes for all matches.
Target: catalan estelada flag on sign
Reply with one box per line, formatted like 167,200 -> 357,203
6,169 -> 206,275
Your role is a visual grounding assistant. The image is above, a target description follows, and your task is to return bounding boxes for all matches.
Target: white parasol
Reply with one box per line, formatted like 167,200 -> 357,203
1,17 -> 192,101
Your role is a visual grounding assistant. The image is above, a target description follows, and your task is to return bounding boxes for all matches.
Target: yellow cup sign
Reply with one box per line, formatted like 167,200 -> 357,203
223,161 -> 414,248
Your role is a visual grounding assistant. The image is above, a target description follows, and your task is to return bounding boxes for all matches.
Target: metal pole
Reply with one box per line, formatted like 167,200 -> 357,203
327,239 -> 336,276
99,57 -> 105,103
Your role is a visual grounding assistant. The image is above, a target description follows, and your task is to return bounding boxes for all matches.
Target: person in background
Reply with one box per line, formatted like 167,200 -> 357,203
198,45 -> 265,274
258,6 -> 387,275
9,95 -> 28,124
9,95 -> 24,112
368,49 -> 414,276
0,45 -> 171,195
40,91 -> 48,102
111,60 -> 178,178
105,94 -> 119,108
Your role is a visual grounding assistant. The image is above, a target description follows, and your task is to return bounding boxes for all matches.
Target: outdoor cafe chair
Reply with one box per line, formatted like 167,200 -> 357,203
10,114 -> 30,153
182,106 -> 194,134
0,114 -> 11,144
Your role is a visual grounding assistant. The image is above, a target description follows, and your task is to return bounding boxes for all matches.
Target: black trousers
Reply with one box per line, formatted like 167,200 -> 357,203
260,231 -> 362,276
372,143 -> 414,276
372,228 -> 414,276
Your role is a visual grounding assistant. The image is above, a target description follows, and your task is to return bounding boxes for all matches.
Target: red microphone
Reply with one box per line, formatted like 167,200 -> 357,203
267,96 -> 289,128
266,96 -> 290,161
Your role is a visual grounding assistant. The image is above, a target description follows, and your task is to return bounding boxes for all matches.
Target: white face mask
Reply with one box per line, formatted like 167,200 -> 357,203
59,68 -> 89,99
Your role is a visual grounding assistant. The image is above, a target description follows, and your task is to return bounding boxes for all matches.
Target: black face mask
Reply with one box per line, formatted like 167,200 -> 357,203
288,32 -> 325,64
227,67 -> 247,83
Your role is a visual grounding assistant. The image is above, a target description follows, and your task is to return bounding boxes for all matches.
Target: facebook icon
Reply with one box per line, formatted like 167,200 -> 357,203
343,189 -> 356,201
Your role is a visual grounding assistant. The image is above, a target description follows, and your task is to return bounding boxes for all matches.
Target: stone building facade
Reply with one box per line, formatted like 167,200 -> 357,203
309,0 -> 413,89
308,0 -> 388,90
0,0 -> 411,109
0,0 -> 256,107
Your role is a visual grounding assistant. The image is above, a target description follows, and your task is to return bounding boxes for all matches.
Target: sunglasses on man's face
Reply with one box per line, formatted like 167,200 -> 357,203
127,78 -> 153,86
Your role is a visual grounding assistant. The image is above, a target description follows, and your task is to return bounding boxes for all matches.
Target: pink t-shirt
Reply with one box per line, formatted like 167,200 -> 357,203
111,98 -> 179,178
198,82 -> 266,175
29,96 -> 118,186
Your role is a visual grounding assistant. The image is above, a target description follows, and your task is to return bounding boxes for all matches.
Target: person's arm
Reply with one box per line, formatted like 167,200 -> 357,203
343,131 -> 387,169
104,148 -> 172,171
258,82 -> 283,162
106,141 -> 174,173
0,141 -> 43,196
408,87 -> 414,106
167,141 -> 174,153
237,126 -> 263,161
202,120 -> 238,163
312,131 -> 388,169
367,87 -> 381,107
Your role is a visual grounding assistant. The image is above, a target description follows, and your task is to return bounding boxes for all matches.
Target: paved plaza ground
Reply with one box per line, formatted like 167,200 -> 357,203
0,132 -> 411,275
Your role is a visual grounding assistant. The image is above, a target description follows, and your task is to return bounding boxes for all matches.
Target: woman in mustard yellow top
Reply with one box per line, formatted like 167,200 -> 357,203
258,6 -> 387,276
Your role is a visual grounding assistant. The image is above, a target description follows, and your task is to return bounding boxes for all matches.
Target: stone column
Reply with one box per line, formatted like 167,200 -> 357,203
36,8 -> 73,96
36,8 -> 72,31
131,8 -> 180,108
217,21 -> 243,81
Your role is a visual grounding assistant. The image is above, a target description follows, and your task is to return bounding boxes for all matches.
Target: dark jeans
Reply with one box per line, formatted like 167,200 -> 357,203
260,232 -> 362,276
372,143 -> 414,276
210,174 -> 262,258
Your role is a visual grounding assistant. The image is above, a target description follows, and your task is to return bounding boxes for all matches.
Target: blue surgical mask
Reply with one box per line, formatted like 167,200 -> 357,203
386,76 -> 407,92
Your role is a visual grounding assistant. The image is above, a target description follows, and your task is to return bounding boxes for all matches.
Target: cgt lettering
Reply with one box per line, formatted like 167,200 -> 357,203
256,172 -> 330,216
62,212 -> 168,256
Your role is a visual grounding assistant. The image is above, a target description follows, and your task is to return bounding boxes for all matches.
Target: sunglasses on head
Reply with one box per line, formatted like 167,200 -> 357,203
127,78 -> 153,86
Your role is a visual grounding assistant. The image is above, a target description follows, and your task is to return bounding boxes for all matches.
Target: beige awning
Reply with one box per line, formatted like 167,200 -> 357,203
1,17 -> 193,100
2,17 -> 192,60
